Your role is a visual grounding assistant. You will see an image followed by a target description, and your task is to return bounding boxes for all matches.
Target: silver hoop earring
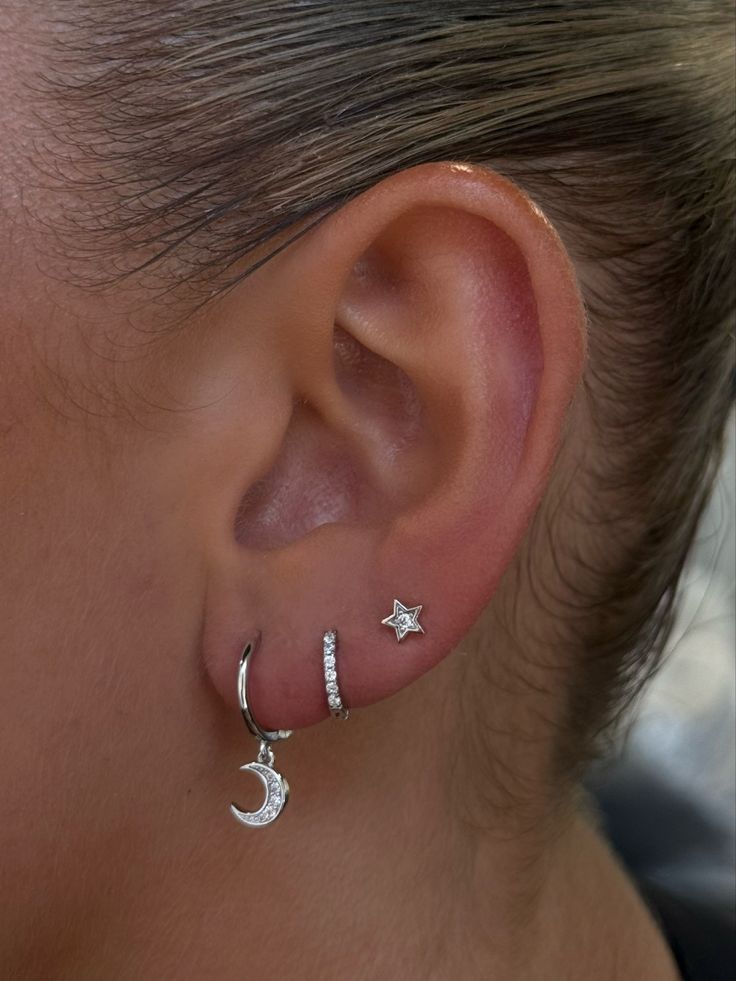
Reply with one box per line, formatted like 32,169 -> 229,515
323,629 -> 349,720
230,633 -> 291,829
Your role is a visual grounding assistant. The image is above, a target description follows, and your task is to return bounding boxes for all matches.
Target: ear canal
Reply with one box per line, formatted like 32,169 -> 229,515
233,327 -> 424,550
233,395 -> 363,550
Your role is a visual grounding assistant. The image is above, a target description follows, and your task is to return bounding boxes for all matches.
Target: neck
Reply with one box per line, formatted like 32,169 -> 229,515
57,654 -> 678,981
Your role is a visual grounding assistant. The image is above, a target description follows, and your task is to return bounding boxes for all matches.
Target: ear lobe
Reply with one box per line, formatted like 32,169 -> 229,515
201,163 -> 586,731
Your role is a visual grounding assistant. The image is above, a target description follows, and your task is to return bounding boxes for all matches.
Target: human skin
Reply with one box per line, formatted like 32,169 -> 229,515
0,12 -> 680,980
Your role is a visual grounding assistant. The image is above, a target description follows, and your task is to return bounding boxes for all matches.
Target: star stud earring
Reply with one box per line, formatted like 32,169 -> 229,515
381,599 -> 424,642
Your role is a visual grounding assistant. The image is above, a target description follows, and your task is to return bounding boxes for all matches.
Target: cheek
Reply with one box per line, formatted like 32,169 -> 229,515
0,406 -> 214,940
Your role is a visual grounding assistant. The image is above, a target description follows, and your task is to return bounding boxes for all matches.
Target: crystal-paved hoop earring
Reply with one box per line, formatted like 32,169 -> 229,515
323,629 -> 349,720
230,633 -> 291,828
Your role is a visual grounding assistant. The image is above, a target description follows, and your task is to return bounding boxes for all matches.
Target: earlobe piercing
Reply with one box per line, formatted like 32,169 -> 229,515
230,634 -> 291,828
323,629 -> 349,720
381,599 -> 424,642
230,609 -> 403,827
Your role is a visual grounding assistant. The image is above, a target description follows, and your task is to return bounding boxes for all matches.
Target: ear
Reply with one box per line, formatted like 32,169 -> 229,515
198,162 -> 586,730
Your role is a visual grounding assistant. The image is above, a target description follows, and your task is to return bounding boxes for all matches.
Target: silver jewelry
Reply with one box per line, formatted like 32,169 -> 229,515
230,634 -> 291,828
323,629 -> 349,720
381,598 -> 424,642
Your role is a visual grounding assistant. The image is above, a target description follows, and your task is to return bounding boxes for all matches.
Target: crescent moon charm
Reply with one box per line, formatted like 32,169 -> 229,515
230,637 -> 292,828
230,759 -> 289,828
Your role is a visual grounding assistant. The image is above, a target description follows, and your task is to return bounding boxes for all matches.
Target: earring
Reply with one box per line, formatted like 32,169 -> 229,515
230,633 -> 292,829
323,629 -> 349,720
381,598 -> 424,642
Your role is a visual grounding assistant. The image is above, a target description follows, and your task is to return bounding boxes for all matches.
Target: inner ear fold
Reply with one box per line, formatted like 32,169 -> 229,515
235,201 -> 543,555
233,326 -> 428,550
336,203 -> 545,494
333,326 -> 423,453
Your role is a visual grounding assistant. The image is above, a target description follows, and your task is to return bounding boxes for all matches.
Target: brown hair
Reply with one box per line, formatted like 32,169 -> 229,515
33,1 -> 736,783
